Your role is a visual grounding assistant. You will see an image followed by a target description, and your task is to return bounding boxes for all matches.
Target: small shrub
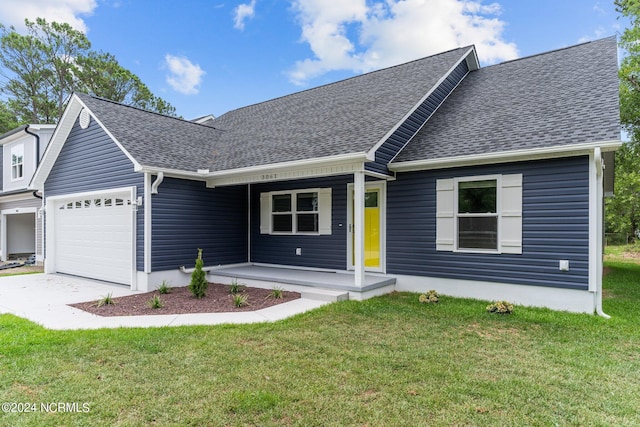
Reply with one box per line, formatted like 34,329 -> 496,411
149,295 -> 164,309
268,286 -> 284,299
229,278 -> 244,294
486,300 -> 514,314
233,293 -> 249,308
419,290 -> 439,304
189,249 -> 208,299
158,281 -> 171,294
96,293 -> 115,307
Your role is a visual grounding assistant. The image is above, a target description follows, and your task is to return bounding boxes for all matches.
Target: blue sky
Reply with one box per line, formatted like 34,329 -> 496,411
0,0 -> 628,120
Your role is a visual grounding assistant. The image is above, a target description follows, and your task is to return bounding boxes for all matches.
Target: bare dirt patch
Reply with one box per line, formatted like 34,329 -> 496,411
70,283 -> 300,317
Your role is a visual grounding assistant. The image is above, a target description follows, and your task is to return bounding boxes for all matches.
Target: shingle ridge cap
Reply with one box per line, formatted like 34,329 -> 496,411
480,35 -> 617,70
74,92 -> 222,131
217,45 -> 474,116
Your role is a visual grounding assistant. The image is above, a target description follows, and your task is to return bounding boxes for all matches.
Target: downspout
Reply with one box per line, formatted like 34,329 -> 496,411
24,125 -> 43,200
151,172 -> 164,194
24,125 -> 40,165
594,147 -> 610,319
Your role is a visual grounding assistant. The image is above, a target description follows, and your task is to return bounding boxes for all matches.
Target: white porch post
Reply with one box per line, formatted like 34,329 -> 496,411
354,171 -> 365,288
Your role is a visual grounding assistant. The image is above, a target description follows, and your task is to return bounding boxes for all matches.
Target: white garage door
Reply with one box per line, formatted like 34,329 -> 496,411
52,189 -> 134,285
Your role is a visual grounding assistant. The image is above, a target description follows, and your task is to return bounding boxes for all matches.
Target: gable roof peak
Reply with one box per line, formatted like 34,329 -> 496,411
217,45 -> 476,118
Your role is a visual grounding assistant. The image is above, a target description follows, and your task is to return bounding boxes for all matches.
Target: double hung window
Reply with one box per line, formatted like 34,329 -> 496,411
11,145 -> 24,181
261,188 -> 331,235
436,174 -> 522,254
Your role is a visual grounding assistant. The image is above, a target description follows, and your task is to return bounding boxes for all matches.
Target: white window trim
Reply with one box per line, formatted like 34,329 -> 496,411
436,173 -> 522,255
260,187 -> 332,235
454,174 -> 501,254
10,144 -> 24,182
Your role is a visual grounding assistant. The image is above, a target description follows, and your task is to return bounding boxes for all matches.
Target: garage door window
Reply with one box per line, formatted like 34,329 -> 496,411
59,197 -> 132,210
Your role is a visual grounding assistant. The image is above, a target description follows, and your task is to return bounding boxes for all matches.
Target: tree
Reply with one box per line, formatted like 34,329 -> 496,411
0,17 -> 175,130
605,142 -> 640,242
189,249 -> 208,299
0,100 -> 19,133
607,1 -> 640,242
74,51 -> 176,116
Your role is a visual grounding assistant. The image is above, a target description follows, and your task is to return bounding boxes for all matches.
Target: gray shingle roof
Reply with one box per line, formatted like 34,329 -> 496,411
76,93 -> 225,171
207,47 -> 470,171
78,46 -> 469,172
393,37 -> 621,163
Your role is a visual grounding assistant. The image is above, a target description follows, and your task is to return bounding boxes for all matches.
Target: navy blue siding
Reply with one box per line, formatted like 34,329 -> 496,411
151,178 -> 247,270
251,176 -> 350,270
387,156 -> 591,290
366,59 -> 469,175
44,118 -> 144,270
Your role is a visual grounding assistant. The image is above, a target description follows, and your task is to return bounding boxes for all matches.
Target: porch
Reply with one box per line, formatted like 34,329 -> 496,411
206,264 -> 397,301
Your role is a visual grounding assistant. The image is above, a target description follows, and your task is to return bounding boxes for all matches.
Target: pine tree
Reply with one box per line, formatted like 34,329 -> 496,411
189,249 -> 208,299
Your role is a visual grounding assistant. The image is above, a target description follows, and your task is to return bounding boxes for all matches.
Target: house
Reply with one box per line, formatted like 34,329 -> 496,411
0,124 -> 55,263
30,37 -> 620,313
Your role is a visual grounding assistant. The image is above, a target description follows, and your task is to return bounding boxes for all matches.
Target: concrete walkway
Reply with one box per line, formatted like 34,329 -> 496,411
0,273 -> 329,330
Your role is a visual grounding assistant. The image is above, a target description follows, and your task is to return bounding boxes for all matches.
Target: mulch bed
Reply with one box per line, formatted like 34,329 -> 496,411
70,283 -> 300,317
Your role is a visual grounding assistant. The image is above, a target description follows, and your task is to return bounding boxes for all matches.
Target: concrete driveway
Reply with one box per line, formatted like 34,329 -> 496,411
0,273 -> 327,330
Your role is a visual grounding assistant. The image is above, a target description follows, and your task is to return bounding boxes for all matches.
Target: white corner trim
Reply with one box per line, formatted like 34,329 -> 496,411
144,172 -> 152,274
390,140 -> 623,172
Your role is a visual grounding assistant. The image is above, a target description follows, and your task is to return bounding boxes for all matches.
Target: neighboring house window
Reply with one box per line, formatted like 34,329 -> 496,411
436,174 -> 522,254
260,188 -> 332,235
11,145 -> 24,181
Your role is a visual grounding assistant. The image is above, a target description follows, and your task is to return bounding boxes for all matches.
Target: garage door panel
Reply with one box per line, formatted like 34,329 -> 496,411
53,191 -> 134,285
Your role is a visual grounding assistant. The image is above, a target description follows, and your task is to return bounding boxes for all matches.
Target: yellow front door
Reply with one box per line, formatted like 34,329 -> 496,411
352,188 -> 381,268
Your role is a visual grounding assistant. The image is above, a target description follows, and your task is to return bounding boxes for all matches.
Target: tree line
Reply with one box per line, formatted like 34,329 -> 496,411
609,1 -> 640,243
0,18 -> 176,133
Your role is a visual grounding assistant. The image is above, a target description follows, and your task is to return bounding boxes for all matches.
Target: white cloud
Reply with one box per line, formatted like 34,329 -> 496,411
234,0 -> 257,30
164,54 -> 206,95
288,0 -> 518,85
0,0 -> 97,32
578,26 -> 606,44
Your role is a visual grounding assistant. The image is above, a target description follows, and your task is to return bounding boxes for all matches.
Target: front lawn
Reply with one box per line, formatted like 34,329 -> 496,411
1,262 -> 640,426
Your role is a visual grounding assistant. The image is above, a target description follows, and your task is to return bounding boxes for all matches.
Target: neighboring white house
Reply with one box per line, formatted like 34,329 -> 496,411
0,124 -> 55,262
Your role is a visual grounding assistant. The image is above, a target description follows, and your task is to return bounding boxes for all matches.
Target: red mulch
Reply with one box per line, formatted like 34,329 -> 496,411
70,283 -> 300,317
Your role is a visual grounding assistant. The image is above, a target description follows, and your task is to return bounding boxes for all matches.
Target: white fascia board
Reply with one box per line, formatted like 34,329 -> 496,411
0,192 -> 38,204
389,140 -> 623,172
0,126 -> 29,145
29,96 -> 83,190
29,94 -> 142,190
367,47 -> 476,159
26,124 -> 56,131
137,152 -> 370,186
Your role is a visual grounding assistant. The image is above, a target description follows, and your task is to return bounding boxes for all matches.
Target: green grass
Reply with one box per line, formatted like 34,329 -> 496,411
0,270 -> 43,277
2,262 -> 640,426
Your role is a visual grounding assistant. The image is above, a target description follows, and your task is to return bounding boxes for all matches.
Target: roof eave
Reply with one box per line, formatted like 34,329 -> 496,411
389,140 -> 623,172
137,152 -> 371,186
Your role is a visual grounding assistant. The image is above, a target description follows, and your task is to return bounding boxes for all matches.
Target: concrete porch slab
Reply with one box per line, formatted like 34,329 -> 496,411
209,264 -> 396,294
